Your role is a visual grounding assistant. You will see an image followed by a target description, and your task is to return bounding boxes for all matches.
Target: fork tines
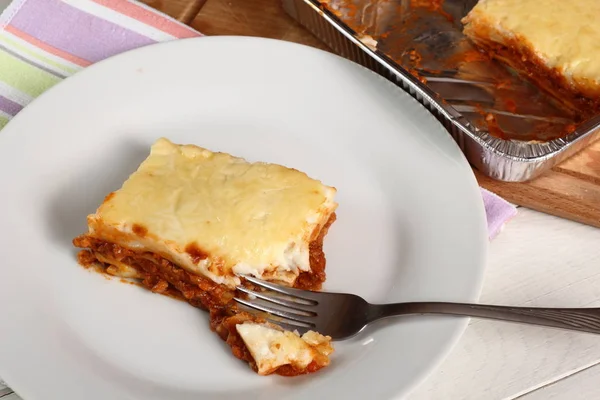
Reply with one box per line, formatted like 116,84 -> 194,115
234,275 -> 319,332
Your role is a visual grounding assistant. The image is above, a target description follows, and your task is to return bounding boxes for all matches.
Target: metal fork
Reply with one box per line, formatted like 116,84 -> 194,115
235,275 -> 600,340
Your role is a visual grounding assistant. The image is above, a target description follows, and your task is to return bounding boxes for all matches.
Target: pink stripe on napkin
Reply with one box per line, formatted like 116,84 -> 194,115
91,0 -> 200,38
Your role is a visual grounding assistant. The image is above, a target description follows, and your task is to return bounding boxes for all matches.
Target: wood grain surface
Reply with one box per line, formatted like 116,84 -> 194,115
140,0 -> 207,24
188,0 -> 600,228
524,364 -> 600,400
410,208 -> 600,400
192,0 -> 329,50
476,140 -> 600,228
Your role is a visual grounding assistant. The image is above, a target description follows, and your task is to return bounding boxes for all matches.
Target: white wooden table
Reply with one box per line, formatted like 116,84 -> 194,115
2,208 -> 599,399
411,208 -> 600,400
0,2 -> 598,397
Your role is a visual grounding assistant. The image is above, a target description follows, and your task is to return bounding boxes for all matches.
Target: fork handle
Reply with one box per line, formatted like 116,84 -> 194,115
370,302 -> 600,334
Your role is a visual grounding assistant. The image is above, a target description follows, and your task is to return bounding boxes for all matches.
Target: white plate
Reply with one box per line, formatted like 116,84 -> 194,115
0,37 -> 487,400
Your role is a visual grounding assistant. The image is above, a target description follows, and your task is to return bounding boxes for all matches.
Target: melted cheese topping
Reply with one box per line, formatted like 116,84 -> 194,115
87,138 -> 337,288
236,322 -> 333,375
464,0 -> 600,84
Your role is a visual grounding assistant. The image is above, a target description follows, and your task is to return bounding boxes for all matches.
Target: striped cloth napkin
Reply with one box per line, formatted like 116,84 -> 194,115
0,0 -> 200,128
0,0 -> 516,236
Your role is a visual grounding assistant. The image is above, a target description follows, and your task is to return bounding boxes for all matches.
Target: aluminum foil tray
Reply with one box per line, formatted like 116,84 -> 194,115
282,0 -> 600,182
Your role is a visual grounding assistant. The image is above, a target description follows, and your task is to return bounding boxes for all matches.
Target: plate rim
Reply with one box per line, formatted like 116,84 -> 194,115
0,36 -> 488,400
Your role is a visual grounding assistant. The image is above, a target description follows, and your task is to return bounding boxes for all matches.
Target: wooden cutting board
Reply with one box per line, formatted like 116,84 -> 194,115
187,0 -> 600,228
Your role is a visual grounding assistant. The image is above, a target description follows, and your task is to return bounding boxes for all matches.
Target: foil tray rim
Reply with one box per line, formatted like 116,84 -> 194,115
289,0 -> 600,181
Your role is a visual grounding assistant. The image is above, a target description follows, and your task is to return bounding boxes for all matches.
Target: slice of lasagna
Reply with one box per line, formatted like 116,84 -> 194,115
463,0 -> 600,115
73,138 -> 337,376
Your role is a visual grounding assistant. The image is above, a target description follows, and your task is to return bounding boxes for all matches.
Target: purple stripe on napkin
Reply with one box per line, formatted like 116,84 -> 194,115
0,95 -> 23,116
11,0 -> 156,63
482,188 -> 518,239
